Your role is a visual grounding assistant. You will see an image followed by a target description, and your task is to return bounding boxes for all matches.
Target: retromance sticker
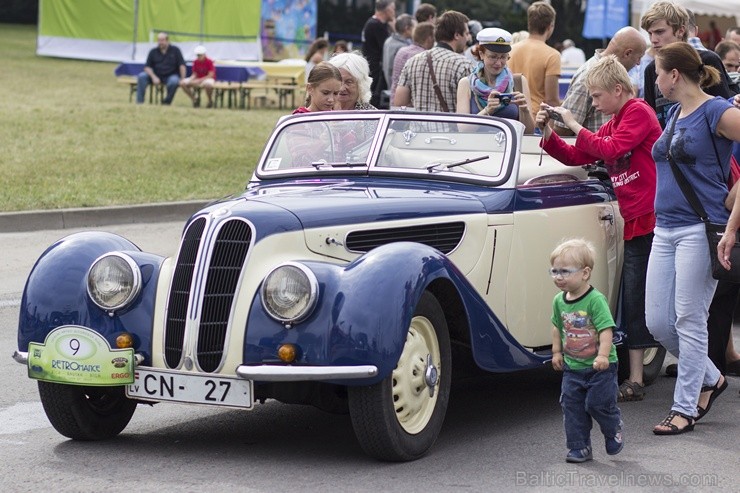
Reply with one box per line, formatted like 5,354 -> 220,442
27,325 -> 135,386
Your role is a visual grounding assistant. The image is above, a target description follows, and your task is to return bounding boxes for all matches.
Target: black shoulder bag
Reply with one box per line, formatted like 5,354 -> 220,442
665,107 -> 740,282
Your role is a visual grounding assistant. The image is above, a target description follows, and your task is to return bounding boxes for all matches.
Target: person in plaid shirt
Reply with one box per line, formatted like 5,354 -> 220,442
553,27 -> 646,136
394,10 -> 473,112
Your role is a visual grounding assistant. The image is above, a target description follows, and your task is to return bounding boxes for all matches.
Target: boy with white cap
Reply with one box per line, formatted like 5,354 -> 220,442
179,45 -> 216,108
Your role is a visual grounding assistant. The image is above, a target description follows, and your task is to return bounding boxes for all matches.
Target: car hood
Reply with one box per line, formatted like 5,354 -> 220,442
241,178 -> 511,229
207,178 -> 514,271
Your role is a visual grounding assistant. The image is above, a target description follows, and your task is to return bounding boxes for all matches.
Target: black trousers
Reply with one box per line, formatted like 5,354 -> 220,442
706,280 -> 739,373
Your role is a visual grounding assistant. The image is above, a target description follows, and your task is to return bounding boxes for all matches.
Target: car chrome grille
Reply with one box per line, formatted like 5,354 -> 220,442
345,222 -> 465,254
164,217 -> 206,368
196,220 -> 252,372
164,217 -> 252,372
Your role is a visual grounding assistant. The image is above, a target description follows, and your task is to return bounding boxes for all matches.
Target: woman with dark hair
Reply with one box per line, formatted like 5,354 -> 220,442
332,40 -> 349,55
646,42 -> 740,435
304,38 -> 330,81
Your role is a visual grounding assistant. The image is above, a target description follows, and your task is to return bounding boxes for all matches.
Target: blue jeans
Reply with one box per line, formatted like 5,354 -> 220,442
136,72 -> 180,104
645,224 -> 721,417
560,363 -> 621,450
622,233 -> 657,348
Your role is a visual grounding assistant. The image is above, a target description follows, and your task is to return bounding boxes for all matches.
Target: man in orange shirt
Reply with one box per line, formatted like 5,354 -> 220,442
508,1 -> 561,120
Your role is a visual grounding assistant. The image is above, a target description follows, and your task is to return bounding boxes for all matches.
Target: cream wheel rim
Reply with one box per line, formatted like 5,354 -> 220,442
391,315 -> 441,434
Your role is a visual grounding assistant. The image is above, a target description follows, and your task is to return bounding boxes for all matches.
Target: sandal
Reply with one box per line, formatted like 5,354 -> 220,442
653,410 -> 695,435
695,375 -> 728,422
618,380 -> 646,402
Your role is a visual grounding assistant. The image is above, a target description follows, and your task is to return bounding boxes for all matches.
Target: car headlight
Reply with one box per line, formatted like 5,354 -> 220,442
261,262 -> 318,325
87,253 -> 142,312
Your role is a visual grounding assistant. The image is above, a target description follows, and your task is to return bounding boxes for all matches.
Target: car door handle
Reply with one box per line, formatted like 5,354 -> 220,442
600,213 -> 614,224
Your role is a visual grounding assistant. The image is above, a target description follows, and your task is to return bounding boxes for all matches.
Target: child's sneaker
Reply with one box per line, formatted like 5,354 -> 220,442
606,423 -> 624,455
566,446 -> 593,463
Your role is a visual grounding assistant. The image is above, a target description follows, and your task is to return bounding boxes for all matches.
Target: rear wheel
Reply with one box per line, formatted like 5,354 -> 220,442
348,292 -> 451,461
38,381 -> 137,440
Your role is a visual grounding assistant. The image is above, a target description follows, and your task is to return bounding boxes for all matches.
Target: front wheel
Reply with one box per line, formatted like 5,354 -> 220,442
348,291 -> 451,461
38,381 -> 137,440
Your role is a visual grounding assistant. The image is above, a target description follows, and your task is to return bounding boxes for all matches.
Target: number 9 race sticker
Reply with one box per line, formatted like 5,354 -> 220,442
27,325 -> 135,386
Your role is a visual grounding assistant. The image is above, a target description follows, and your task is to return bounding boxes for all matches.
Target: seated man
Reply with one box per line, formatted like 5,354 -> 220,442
137,32 -> 186,105
180,46 -> 216,108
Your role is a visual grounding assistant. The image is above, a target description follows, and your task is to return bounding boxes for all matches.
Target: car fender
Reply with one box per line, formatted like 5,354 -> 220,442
245,241 -> 451,384
18,231 -> 164,362
244,241 -> 546,384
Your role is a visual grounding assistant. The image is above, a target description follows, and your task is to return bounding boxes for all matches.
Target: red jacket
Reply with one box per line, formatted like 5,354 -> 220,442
542,98 -> 661,228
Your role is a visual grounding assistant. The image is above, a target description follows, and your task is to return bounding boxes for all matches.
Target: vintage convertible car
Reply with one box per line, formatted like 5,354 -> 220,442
13,111 -> 664,461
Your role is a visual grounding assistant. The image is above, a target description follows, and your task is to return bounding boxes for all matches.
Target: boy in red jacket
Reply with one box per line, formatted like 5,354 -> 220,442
537,55 -> 662,403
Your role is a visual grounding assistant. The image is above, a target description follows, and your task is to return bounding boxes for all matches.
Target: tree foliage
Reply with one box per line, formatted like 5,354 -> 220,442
0,0 -> 39,24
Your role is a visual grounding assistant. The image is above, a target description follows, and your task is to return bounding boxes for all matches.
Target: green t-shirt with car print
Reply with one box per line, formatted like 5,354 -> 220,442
551,286 -> 618,370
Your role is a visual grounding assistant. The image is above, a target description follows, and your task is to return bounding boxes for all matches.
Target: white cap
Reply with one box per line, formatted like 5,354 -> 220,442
194,45 -> 207,55
477,28 -> 513,53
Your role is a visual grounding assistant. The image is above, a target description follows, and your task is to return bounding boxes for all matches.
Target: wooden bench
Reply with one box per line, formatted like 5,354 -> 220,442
115,62 -> 252,107
117,75 -> 165,103
211,81 -> 241,108
235,63 -> 305,110
239,79 -> 304,109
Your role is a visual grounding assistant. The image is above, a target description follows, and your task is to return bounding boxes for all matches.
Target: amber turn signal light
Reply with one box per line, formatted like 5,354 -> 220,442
277,344 -> 297,363
116,333 -> 134,349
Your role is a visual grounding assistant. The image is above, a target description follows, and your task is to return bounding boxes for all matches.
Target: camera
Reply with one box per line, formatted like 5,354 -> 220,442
498,93 -> 513,105
543,105 -> 563,122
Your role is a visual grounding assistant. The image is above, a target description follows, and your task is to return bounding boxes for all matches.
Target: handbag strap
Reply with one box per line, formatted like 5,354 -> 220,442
665,106 -> 709,222
425,51 -> 449,112
704,112 -> 727,181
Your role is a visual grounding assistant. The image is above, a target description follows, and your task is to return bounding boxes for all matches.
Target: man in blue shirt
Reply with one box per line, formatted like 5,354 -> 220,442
137,32 -> 187,105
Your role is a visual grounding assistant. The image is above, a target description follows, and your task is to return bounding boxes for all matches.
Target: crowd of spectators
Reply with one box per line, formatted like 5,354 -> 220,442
290,0 -> 740,456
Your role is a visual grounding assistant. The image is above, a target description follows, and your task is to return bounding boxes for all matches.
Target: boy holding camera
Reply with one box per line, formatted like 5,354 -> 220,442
537,55 -> 662,404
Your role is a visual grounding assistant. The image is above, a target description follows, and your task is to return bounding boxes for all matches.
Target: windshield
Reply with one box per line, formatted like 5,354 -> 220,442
263,119 -> 380,171
258,113 -> 514,183
375,118 -> 508,179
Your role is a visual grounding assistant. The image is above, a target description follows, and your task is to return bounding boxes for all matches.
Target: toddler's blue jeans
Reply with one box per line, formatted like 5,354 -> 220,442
560,363 -> 621,450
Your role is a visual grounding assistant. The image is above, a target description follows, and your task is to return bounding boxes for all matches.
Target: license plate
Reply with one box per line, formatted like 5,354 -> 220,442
126,367 -> 253,409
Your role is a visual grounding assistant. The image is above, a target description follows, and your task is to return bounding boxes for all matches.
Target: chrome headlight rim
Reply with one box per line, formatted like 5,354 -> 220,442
260,262 -> 319,325
86,252 -> 142,312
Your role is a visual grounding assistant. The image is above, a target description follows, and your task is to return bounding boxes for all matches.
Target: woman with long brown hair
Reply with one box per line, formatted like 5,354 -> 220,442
646,42 -> 740,435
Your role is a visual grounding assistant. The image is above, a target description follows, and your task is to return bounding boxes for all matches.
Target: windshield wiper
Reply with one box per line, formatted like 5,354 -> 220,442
310,161 -> 367,169
426,155 -> 489,172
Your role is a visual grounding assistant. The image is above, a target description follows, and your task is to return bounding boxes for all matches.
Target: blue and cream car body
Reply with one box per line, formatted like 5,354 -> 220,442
15,111 -> 624,461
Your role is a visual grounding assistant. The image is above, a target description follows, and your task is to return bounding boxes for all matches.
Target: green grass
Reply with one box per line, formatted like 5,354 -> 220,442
0,24 -> 287,212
